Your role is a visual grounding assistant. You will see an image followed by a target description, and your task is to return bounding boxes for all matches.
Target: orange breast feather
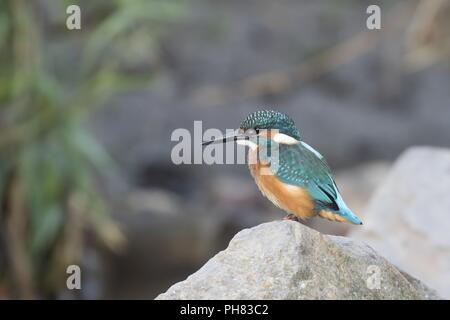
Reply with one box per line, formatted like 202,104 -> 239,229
248,150 -> 315,219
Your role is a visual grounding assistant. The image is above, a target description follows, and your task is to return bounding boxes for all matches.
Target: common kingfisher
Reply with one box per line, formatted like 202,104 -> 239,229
203,110 -> 363,225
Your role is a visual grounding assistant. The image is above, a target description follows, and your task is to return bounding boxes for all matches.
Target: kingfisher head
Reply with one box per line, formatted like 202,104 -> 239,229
202,110 -> 301,148
239,110 -> 301,141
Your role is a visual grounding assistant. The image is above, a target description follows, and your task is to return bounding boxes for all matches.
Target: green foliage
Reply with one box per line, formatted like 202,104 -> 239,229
0,0 -> 185,298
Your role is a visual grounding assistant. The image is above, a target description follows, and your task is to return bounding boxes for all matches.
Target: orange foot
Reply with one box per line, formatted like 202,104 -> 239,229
282,214 -> 299,222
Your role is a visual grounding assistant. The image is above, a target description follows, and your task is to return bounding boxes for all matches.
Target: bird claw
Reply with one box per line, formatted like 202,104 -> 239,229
282,214 -> 299,222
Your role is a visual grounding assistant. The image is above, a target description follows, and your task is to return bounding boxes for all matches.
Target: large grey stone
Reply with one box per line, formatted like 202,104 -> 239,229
156,221 -> 439,299
351,146 -> 450,298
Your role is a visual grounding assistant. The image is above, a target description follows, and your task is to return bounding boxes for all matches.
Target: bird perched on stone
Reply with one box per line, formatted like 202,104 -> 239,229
203,110 -> 362,225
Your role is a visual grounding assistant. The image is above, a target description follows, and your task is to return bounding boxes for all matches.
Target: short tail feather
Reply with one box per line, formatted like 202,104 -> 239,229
331,193 -> 363,225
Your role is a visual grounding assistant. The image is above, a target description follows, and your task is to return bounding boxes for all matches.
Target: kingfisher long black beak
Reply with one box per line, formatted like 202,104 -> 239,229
202,129 -> 254,146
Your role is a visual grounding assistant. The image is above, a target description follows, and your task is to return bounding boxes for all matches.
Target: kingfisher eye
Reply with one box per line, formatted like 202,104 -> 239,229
254,128 -> 260,134
245,128 -> 257,135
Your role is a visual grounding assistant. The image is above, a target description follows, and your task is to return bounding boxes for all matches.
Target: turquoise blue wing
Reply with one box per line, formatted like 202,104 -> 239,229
272,142 -> 362,224
275,142 -> 340,212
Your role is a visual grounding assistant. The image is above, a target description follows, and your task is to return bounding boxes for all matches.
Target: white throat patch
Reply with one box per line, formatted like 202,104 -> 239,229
236,139 -> 258,151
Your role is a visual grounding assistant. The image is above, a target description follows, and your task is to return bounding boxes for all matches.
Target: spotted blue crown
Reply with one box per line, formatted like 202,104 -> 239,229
240,110 -> 301,140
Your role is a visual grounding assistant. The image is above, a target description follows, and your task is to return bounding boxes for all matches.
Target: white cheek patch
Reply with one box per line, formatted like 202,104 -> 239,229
273,133 -> 299,145
236,139 -> 258,151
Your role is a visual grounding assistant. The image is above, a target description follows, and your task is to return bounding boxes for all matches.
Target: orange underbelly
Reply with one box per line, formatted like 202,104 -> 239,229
248,159 -> 316,219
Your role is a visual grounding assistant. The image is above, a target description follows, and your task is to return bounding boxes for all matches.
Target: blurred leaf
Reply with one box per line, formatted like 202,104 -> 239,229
29,205 -> 64,260
0,158 -> 13,214
70,126 -> 115,171
0,10 -> 10,50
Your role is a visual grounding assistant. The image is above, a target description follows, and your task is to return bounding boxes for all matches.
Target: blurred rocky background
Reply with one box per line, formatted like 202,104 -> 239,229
0,0 -> 449,299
